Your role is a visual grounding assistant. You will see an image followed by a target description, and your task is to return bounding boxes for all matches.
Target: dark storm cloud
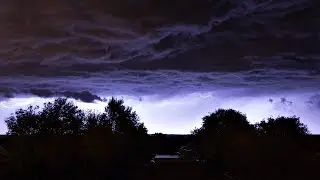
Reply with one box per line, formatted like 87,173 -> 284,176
306,94 -> 320,109
0,87 -> 103,103
29,89 -> 103,103
0,69 -> 319,104
0,78 -> 105,103
0,0 -> 319,105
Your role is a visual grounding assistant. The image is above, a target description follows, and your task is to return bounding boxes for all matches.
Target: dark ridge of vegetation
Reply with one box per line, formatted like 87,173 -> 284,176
0,97 -> 319,180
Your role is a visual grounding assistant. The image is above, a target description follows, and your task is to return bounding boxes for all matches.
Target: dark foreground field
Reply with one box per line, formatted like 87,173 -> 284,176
0,134 -> 320,180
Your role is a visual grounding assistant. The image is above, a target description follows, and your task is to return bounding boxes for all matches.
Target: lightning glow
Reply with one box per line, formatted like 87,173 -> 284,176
1,91 -> 320,134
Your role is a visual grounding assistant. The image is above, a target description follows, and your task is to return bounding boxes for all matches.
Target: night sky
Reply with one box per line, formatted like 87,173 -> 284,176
0,0 -> 319,134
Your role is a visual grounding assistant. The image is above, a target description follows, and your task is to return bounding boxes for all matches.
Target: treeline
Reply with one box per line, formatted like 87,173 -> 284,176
189,109 -> 318,179
0,97 -> 319,180
1,98 -> 151,180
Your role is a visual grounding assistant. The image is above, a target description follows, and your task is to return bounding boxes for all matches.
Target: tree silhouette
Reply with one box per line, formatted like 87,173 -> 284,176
5,98 -> 85,135
83,110 -> 111,133
192,109 -> 255,149
253,116 -> 311,178
191,109 -> 257,178
38,98 -> 85,135
195,109 -> 253,134
105,97 -> 147,136
5,105 -> 40,135
255,116 -> 310,137
4,97 -> 151,180
5,97 -> 148,137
